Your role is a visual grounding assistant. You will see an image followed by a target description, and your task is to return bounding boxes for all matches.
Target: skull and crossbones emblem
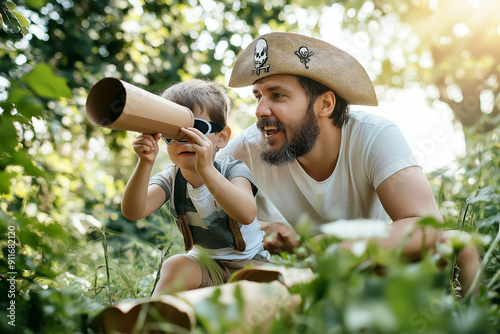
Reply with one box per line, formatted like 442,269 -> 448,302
251,38 -> 270,75
295,46 -> 314,69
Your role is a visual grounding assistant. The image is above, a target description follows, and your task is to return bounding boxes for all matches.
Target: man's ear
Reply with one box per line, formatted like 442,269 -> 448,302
317,90 -> 336,118
216,126 -> 231,149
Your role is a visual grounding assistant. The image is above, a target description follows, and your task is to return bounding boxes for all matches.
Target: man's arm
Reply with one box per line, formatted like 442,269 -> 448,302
372,166 -> 480,298
374,166 -> 443,258
259,166 -> 442,256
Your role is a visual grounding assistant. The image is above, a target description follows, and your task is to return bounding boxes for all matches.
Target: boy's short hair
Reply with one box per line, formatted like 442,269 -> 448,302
161,79 -> 230,127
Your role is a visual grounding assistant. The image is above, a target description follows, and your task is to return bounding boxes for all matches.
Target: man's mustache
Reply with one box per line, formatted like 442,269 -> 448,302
256,118 -> 285,132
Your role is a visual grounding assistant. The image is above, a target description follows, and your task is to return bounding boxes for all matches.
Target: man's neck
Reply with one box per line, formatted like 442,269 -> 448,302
296,125 -> 341,182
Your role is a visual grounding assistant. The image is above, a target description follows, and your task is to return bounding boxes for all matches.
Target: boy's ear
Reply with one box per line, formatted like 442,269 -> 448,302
216,126 -> 231,149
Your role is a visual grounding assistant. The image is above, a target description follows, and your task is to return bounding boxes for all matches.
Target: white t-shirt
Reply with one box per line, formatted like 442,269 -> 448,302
216,110 -> 419,230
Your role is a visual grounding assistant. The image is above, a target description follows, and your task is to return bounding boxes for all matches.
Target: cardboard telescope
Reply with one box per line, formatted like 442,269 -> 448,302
85,78 -> 194,140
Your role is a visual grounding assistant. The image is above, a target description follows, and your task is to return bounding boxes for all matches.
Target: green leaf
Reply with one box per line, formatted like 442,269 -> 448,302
477,213 -> 500,233
14,212 -> 39,228
0,171 -> 16,194
0,116 -> 19,152
4,9 -> 20,29
18,229 -> 41,249
42,222 -> 69,240
12,10 -> 30,34
0,101 -> 15,114
25,0 -> 47,10
417,217 -> 442,228
23,64 -> 72,99
5,1 -> 16,10
7,87 -> 44,118
466,187 -> 500,205
12,150 -> 47,178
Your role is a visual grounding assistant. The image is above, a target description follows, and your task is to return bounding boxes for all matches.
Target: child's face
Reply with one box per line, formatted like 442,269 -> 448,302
166,106 -> 221,170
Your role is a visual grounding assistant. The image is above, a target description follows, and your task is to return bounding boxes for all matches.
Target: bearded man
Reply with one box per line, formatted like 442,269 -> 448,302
217,32 -> 480,298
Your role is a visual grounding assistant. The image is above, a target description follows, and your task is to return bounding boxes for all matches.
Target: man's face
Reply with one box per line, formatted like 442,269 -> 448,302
253,75 -> 320,165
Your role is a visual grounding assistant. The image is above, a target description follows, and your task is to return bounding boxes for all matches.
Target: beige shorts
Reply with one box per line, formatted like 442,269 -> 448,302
191,253 -> 272,288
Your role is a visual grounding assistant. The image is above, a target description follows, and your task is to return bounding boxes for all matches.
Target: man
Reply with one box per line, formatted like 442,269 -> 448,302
217,32 -> 480,297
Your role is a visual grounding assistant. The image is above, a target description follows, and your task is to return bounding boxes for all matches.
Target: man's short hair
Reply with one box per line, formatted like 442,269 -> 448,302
161,79 -> 230,127
298,76 -> 350,127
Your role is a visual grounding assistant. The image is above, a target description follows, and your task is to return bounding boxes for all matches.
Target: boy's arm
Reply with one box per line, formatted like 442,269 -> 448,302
122,133 -> 166,221
181,127 -> 257,225
202,170 -> 257,225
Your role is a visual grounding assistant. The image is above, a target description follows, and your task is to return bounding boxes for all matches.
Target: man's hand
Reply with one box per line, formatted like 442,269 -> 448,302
260,222 -> 300,254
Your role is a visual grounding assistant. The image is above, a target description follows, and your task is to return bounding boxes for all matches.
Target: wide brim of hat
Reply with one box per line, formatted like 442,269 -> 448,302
229,32 -> 378,106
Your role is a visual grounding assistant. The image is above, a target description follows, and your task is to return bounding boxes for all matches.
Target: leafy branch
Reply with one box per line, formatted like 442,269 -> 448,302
0,0 -> 30,34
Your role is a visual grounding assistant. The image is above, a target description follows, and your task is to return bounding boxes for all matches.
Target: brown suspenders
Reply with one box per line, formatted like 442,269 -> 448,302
173,170 -> 246,252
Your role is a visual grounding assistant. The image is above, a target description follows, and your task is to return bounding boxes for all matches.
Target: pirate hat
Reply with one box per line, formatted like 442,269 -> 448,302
229,32 -> 378,106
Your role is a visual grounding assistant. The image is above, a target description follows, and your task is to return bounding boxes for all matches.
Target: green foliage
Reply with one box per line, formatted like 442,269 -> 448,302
23,64 -> 72,99
0,0 -> 499,333
273,250 -> 490,333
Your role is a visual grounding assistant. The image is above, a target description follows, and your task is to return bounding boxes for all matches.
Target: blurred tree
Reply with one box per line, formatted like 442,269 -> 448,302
328,0 -> 499,143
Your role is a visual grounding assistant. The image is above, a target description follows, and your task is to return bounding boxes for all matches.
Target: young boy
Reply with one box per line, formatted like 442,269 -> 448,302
121,79 -> 269,296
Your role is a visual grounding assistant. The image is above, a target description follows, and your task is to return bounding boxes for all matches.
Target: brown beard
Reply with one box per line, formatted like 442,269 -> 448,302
257,104 -> 320,166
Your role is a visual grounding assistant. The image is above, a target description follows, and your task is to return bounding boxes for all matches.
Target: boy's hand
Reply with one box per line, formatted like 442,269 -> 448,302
180,127 -> 214,173
132,133 -> 162,163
